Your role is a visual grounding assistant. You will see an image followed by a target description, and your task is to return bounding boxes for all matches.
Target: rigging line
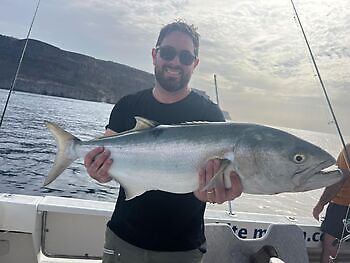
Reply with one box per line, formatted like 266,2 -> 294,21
289,0 -> 350,260
0,0 -> 41,128
289,0 -> 350,168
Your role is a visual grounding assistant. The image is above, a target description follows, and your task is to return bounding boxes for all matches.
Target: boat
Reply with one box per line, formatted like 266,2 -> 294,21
1,1 -> 350,262
1,192 -> 350,263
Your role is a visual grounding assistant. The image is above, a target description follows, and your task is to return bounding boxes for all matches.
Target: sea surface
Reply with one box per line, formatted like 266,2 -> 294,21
0,89 -> 348,218
0,89 -> 118,201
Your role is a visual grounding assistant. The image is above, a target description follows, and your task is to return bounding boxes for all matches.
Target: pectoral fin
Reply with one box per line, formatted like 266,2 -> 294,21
202,159 -> 233,191
123,185 -> 147,201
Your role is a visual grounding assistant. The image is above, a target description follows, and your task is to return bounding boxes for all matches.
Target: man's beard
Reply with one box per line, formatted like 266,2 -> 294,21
154,65 -> 191,92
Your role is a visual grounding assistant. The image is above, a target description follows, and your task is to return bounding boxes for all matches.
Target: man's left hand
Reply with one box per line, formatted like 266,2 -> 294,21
194,159 -> 243,204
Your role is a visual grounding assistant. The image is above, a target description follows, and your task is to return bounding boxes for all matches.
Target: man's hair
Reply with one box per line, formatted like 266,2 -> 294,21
155,20 -> 200,57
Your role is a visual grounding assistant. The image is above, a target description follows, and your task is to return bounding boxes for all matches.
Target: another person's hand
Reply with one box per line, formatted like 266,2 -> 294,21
312,203 -> 325,221
84,147 -> 113,183
194,159 -> 242,204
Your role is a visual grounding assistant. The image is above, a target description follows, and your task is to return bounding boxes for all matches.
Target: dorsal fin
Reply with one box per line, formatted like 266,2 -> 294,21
133,116 -> 159,130
92,117 -> 159,141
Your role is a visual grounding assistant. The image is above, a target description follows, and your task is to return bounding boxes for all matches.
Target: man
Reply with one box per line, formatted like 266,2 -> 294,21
313,144 -> 350,263
84,21 -> 243,263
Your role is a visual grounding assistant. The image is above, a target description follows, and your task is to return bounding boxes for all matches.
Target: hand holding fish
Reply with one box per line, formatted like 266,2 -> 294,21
194,159 -> 242,204
84,146 -> 113,183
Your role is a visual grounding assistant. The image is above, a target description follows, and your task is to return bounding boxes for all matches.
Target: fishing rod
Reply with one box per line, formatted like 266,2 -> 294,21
0,0 -> 41,128
290,0 -> 350,166
290,0 -> 350,260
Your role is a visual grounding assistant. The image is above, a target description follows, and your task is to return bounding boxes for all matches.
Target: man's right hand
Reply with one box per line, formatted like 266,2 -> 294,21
84,147 -> 113,183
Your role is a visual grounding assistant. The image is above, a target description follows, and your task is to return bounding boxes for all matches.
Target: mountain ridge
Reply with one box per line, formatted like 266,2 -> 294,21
0,34 -> 155,103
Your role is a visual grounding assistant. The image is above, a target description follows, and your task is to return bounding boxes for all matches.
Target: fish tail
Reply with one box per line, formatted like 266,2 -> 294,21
44,121 -> 80,186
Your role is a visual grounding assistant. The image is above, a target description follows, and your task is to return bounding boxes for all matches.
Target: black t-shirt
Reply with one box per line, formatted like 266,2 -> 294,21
106,88 -> 225,251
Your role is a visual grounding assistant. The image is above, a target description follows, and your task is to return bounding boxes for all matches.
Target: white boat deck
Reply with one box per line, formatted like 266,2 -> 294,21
1,193 -> 350,263
39,256 -> 101,263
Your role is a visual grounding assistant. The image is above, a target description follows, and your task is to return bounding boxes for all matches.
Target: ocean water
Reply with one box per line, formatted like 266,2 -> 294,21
0,89 -> 348,217
0,89 -> 118,201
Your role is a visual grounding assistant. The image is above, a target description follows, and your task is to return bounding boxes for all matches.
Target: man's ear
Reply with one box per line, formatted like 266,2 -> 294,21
152,48 -> 157,66
193,58 -> 200,70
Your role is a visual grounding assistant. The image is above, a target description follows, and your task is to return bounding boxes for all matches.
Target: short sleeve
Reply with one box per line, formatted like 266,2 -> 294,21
106,96 -> 136,133
207,104 -> 225,122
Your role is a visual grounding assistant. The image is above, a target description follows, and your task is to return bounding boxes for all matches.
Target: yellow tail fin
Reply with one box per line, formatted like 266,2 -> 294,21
44,121 -> 80,186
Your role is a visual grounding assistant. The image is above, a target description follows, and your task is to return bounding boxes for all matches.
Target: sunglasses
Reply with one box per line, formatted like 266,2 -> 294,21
156,46 -> 196,66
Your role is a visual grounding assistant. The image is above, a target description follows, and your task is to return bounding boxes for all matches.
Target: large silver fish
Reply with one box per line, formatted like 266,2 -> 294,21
45,117 -> 342,200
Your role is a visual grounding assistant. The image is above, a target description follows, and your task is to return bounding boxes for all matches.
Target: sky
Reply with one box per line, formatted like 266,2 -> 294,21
0,0 -> 349,136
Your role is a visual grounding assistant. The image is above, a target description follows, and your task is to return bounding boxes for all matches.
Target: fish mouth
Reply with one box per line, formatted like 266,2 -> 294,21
293,159 -> 343,191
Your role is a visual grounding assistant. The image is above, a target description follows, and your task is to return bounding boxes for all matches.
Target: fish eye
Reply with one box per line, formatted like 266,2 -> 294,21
293,153 -> 305,164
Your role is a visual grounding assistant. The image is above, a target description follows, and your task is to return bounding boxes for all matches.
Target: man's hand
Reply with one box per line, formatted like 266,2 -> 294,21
194,159 -> 242,204
84,147 -> 113,183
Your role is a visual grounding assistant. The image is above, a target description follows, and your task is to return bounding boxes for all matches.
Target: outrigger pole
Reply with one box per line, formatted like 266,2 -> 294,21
214,74 -> 219,105
213,74 -> 235,215
0,0 -> 41,128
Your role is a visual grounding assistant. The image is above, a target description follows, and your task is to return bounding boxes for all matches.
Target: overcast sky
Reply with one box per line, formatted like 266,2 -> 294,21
1,0 -> 349,136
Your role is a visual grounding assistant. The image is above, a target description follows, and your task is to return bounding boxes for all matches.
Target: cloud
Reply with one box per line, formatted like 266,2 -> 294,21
0,0 -> 348,135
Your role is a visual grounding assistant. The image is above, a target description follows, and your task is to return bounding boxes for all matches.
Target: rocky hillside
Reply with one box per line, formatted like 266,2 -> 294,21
0,35 -> 154,103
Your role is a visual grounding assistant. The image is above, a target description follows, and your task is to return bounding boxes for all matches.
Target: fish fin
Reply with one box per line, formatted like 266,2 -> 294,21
124,185 -> 147,200
202,159 -> 232,191
44,121 -> 80,186
223,164 -> 233,189
91,117 -> 159,140
133,117 -> 159,130
222,152 -> 235,188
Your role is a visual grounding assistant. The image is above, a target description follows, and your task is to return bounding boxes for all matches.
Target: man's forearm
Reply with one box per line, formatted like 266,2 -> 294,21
317,171 -> 349,206
317,182 -> 344,206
